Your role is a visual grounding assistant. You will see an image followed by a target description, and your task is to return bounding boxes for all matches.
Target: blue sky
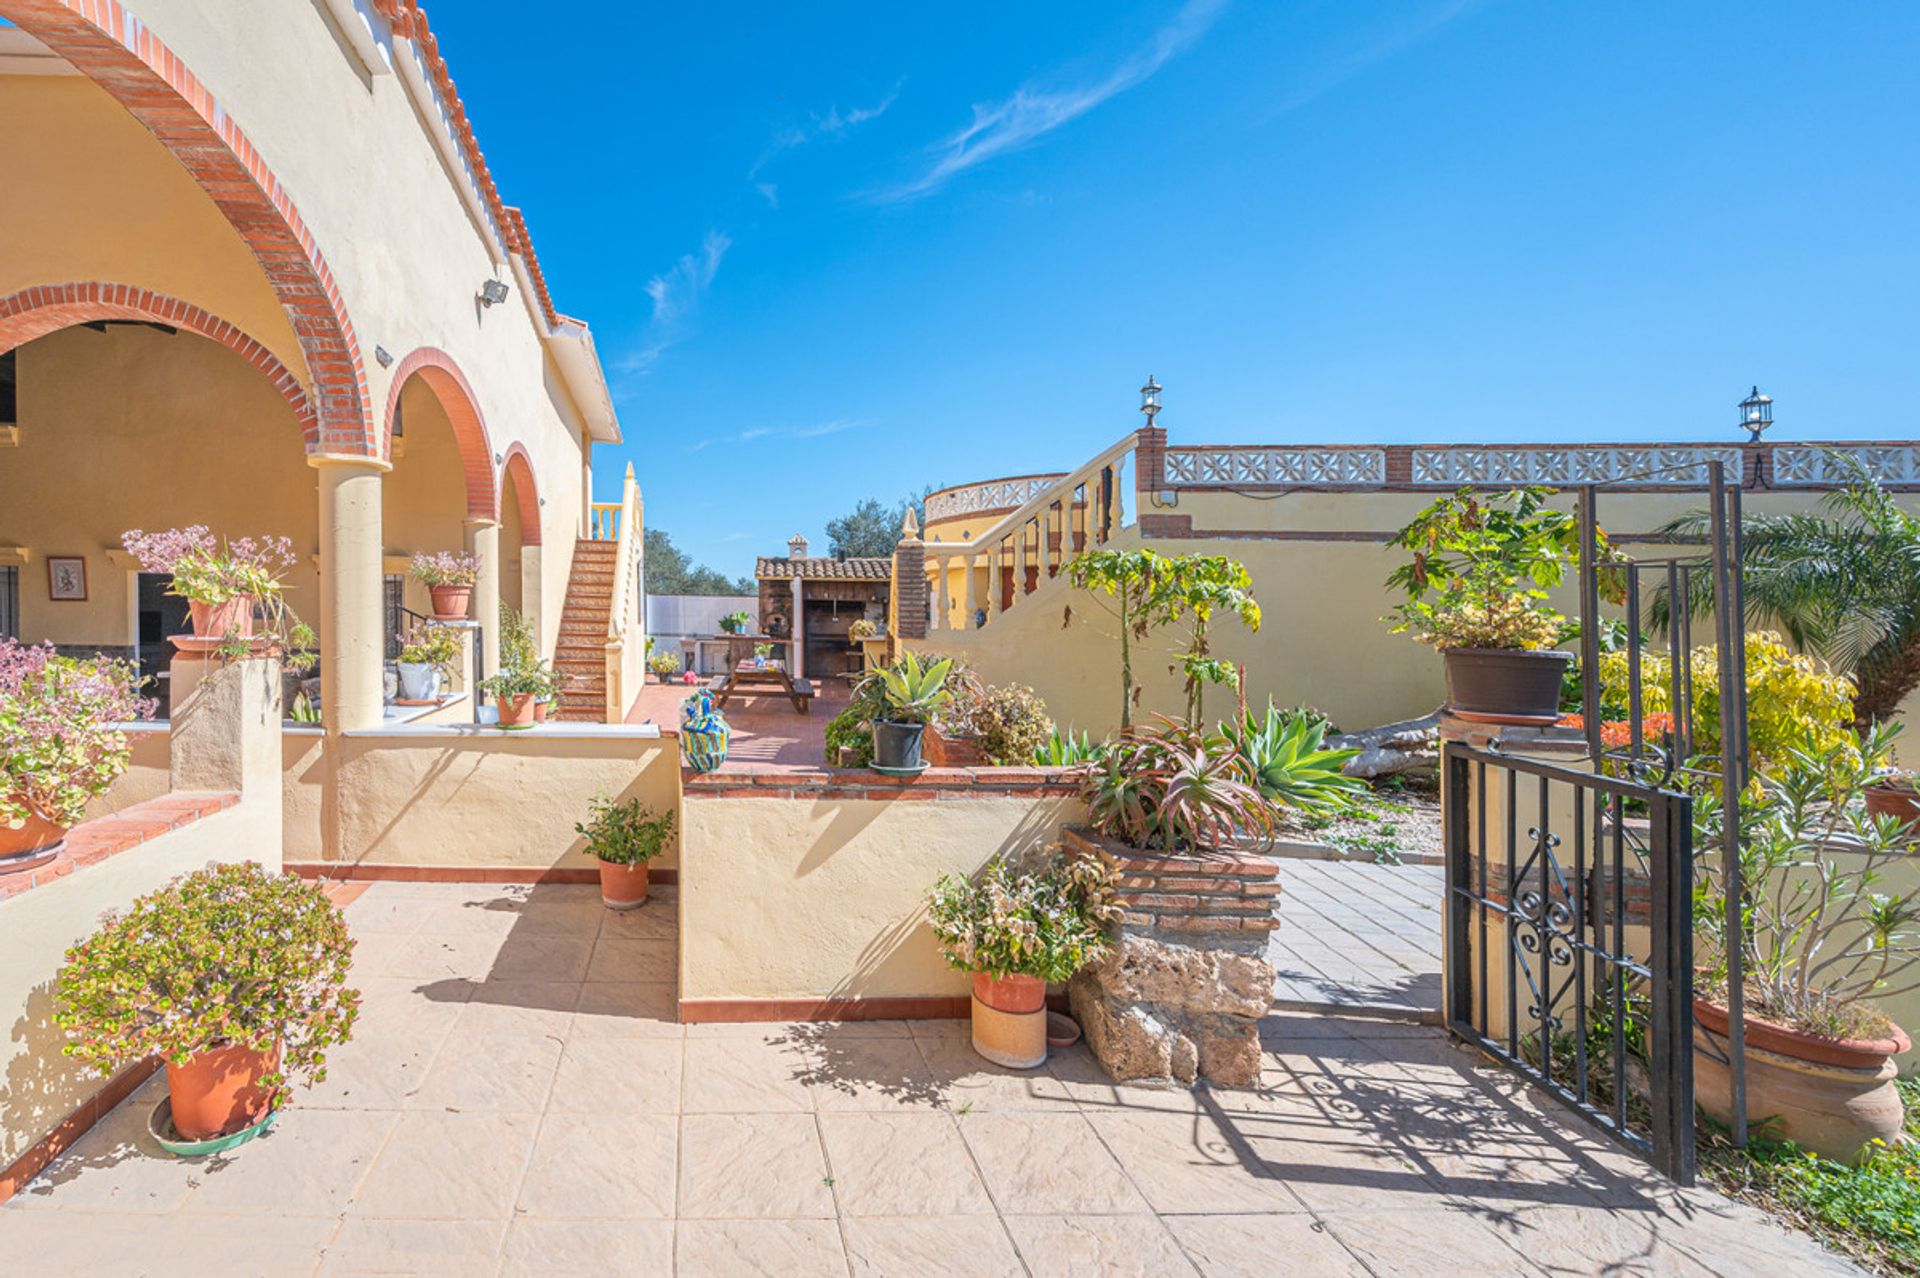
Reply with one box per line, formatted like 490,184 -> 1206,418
447,3 -> 1912,574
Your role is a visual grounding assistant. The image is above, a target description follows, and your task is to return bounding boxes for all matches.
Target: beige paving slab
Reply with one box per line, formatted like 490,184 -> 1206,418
385,930 -> 511,981
959,1111 -> 1151,1215
676,1113 -> 834,1219
1164,1213 -> 1373,1277
1318,1205 -> 1542,1276
319,1216 -> 508,1277
406,1026 -> 564,1113
675,1218 -> 847,1277
515,1112 -> 677,1219
1084,1110 -> 1306,1216
841,1214 -> 1025,1278
913,1032 -> 1079,1112
131,1212 -> 343,1278
1004,1213 -> 1200,1277
301,1024 -> 452,1110
1469,1203 -> 1716,1277
499,1218 -> 674,1276
598,898 -> 679,941
348,1110 -> 538,1219
570,980 -> 683,1038
456,980 -> 580,1035
680,1037 -> 816,1113
8,1079 -> 200,1214
181,1106 -> 400,1216
817,1112 -> 995,1216
585,935 -> 677,982
341,977 -> 471,1041
802,1036 -> 946,1112
483,934 -> 596,984
547,1036 -> 683,1113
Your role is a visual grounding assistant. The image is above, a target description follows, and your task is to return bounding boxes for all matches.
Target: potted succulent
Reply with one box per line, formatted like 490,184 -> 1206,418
752,642 -> 774,668
869,651 -> 954,773
122,526 -> 296,641
1691,724 -> 1920,1161
1866,764 -> 1920,834
1384,486 -> 1609,725
395,623 -> 459,702
649,652 -> 682,684
927,849 -> 1121,1069
719,610 -> 750,635
1,640 -> 155,872
409,550 -> 481,621
54,862 -> 359,1145
848,617 -> 878,642
1081,716 -> 1278,853
575,795 -> 675,910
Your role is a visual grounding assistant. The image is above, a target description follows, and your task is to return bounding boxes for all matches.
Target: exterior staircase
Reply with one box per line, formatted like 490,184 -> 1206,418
553,538 -> 618,720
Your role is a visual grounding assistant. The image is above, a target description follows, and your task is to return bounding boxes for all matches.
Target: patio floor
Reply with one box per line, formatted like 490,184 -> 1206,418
1268,860 -> 1444,1020
627,678 -> 849,769
0,881 -> 1867,1277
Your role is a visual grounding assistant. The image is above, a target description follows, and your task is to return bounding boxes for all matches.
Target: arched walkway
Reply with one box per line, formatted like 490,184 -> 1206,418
384,347 -> 498,523
0,0 -> 373,455
499,443 -> 542,545
0,282 -> 320,445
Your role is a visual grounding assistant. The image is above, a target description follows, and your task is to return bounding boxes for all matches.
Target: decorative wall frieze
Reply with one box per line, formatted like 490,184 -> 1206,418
924,475 -> 1065,523
1409,446 -> 1746,487
1771,445 -> 1920,487
1163,448 -> 1385,486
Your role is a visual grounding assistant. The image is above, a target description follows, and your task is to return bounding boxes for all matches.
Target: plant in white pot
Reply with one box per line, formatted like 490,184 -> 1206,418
54,861 -> 359,1148
395,623 -> 459,702
1385,486 -> 1619,725
1691,722 -> 1920,1161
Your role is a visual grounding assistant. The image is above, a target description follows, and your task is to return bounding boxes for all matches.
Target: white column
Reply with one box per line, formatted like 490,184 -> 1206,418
934,553 -> 951,632
312,455 -> 388,732
465,517 -> 501,678
962,552 -> 979,629
1014,522 -> 1028,604
790,576 -> 805,679
985,542 -> 1001,621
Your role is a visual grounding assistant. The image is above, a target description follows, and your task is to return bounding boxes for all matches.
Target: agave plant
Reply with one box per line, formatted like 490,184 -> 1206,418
1083,717 -> 1275,853
1221,703 -> 1365,816
874,651 -> 954,725
1033,726 -> 1106,767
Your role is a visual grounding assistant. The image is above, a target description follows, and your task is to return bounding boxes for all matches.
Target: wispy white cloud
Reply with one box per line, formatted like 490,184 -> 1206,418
1274,0 -> 1482,114
617,230 -> 731,375
686,418 -> 873,453
869,0 -> 1225,204
750,82 -> 904,180
754,182 -> 780,208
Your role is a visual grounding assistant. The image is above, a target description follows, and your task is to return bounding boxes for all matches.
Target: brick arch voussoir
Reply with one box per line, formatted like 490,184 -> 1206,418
385,347 -> 499,523
0,0 -> 374,457
497,443 -> 542,547
0,282 -> 320,446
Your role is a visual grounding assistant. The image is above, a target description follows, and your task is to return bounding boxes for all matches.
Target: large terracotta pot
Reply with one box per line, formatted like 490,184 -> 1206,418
597,859 -> 649,910
0,804 -> 68,876
1865,782 -> 1920,833
166,1042 -> 278,1141
428,583 -> 472,621
971,973 -> 1047,1070
1443,648 -> 1573,725
1693,998 -> 1910,1161
495,693 -> 539,728
188,597 -> 254,640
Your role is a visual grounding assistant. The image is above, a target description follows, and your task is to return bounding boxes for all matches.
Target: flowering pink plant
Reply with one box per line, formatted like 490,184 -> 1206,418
408,551 -> 481,588
1,639 -> 156,832
121,526 -> 296,605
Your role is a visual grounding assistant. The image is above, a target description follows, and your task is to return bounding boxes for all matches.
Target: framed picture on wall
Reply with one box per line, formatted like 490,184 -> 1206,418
47,556 -> 87,602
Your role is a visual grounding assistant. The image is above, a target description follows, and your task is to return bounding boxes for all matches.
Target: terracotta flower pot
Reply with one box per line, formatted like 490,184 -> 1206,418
1865,782 -> 1920,833
973,973 -> 1046,1013
428,583 -> 473,621
597,859 -> 650,910
1693,998 -> 1911,1162
971,974 -> 1047,1070
188,597 -> 254,640
166,1042 -> 278,1141
495,693 -> 539,727
0,804 -> 68,876
533,698 -> 551,723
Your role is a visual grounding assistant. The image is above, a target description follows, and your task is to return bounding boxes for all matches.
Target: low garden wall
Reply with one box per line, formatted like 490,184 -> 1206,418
677,766 -> 1086,1019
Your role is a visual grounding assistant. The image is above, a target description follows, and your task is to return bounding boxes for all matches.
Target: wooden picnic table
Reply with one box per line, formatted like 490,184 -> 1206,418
710,661 -> 815,714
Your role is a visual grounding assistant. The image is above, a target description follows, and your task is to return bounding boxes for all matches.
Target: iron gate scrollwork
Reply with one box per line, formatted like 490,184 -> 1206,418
1443,745 -> 1697,1183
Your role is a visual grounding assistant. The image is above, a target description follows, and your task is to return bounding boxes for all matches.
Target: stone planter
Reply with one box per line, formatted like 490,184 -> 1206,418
1443,647 -> 1572,725
925,724 -> 988,767
1693,998 -> 1911,1162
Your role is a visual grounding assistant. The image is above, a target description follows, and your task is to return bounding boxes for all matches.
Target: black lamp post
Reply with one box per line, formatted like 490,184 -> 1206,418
1738,386 -> 1773,444
1140,375 -> 1162,427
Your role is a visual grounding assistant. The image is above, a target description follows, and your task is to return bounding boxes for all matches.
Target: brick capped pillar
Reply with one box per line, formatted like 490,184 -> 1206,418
1135,424 -> 1168,502
1063,827 -> 1280,1088
891,536 -> 928,640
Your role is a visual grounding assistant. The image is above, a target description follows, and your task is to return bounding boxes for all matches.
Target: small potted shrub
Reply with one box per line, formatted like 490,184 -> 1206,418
649,652 -> 682,684
54,861 -> 359,1144
719,610 -> 750,636
395,623 -> 459,702
927,849 -> 1121,1068
480,663 -> 547,728
848,618 -> 878,642
869,651 -> 954,773
1384,486 -> 1609,724
409,550 -> 481,621
1691,724 -> 1920,1161
123,526 -> 295,642
575,795 -> 675,909
752,642 -> 774,668
1,640 -> 155,871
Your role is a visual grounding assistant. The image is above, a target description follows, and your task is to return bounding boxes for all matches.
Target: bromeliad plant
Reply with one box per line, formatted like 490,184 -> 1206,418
1221,702 -> 1365,816
1,639 -> 156,835
53,861 -> 360,1110
926,849 -> 1123,983
575,796 -> 675,866
1082,716 -> 1277,853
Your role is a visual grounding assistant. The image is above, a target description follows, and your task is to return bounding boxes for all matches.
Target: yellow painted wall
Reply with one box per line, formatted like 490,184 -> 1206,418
383,378 -> 471,619
83,727 -> 172,820
679,793 -> 1085,1001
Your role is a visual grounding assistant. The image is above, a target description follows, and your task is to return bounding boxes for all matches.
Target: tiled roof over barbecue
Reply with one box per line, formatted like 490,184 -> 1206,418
756,557 -> 892,581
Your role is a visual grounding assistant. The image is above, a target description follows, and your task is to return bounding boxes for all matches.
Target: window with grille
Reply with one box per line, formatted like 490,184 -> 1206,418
0,566 -> 17,639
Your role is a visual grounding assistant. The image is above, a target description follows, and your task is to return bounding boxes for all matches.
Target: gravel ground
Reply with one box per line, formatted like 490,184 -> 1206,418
1279,778 -> 1443,865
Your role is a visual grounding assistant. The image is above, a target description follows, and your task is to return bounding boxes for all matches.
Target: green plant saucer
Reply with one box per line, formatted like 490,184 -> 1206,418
147,1096 -> 279,1158
870,761 -> 930,777
492,721 -> 536,731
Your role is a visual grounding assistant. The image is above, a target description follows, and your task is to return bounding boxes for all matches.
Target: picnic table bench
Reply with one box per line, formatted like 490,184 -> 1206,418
710,662 -> 814,714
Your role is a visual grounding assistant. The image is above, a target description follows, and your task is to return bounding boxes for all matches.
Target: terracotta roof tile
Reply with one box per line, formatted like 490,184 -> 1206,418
756,557 -> 891,581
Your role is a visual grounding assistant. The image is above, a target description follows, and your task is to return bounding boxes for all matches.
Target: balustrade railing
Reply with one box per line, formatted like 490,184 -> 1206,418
600,466 -> 643,720
589,502 -> 623,542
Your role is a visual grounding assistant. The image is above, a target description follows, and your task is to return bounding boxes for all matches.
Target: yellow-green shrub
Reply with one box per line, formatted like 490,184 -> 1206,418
1597,631 -> 1856,771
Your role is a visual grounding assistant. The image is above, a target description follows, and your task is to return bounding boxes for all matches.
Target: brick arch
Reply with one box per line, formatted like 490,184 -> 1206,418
385,347 -> 498,522
498,443 -> 543,546
0,0 -> 374,456
0,282 -> 320,444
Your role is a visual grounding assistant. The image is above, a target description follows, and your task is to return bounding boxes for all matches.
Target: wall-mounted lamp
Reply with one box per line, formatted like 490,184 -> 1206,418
478,278 -> 511,308
1140,375 -> 1162,427
1738,385 -> 1774,444
374,345 -> 394,368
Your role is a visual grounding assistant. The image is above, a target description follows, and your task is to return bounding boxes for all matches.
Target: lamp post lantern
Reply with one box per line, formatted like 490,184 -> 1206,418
1738,386 -> 1773,444
1140,375 -> 1162,427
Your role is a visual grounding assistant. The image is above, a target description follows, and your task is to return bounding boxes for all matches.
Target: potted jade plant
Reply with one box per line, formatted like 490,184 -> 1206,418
927,849 -> 1121,1069
395,623 -> 459,702
1384,486 -> 1607,725
1,639 -> 155,872
719,610 -> 750,636
575,795 -> 675,909
410,550 -> 481,621
123,526 -> 296,642
1691,724 -> 1920,1161
649,652 -> 682,684
54,861 -> 359,1147
869,651 -> 954,773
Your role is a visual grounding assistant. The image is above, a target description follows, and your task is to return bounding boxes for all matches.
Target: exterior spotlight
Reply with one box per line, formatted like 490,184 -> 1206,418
1140,375 -> 1162,427
374,345 -> 394,368
1737,385 -> 1773,443
479,278 -> 510,308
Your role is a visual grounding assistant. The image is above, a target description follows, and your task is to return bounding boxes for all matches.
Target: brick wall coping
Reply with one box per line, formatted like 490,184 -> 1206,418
0,792 -> 240,901
682,764 -> 1085,801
